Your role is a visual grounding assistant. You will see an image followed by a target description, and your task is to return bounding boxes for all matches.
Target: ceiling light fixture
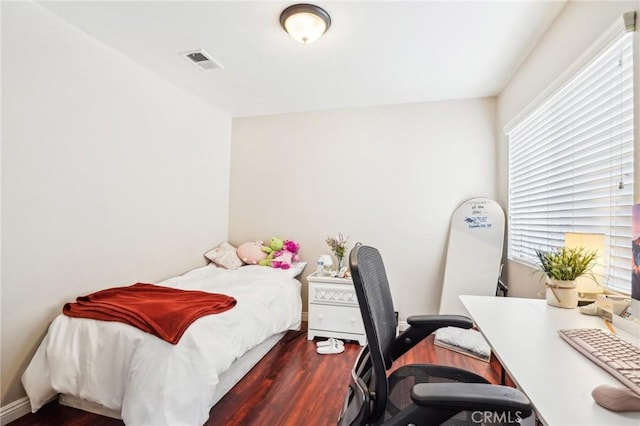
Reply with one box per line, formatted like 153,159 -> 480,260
280,4 -> 331,44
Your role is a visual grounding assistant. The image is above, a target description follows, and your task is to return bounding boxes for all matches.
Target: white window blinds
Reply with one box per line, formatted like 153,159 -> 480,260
508,29 -> 634,293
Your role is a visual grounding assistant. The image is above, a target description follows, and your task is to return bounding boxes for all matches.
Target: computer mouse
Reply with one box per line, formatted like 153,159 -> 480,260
579,302 -> 598,315
592,384 -> 640,412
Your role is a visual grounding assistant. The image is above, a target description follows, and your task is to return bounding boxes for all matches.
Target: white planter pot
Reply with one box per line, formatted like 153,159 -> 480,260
545,279 -> 578,309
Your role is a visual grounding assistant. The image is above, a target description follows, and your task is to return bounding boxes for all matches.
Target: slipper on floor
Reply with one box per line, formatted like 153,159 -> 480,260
316,339 -> 345,355
316,338 -> 344,348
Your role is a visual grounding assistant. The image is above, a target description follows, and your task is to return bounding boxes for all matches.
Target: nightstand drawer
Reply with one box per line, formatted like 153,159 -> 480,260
308,304 -> 364,334
310,283 -> 358,306
307,272 -> 366,345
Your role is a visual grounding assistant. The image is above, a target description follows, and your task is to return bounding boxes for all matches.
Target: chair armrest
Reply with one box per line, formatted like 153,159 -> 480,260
407,314 -> 473,330
391,315 -> 473,361
411,382 -> 532,418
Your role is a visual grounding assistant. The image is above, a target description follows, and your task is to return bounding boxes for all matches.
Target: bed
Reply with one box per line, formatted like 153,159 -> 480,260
22,262 -> 304,425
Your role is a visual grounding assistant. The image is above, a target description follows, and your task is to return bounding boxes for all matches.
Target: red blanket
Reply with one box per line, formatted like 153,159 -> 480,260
63,283 -> 236,344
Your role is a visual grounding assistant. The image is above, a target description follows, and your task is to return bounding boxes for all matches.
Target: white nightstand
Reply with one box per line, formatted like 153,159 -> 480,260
307,272 -> 366,346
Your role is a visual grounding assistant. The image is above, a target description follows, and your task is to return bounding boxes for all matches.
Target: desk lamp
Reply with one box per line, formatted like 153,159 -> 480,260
316,254 -> 334,276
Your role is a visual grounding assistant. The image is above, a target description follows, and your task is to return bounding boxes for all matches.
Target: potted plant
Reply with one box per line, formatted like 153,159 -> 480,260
535,246 -> 597,309
326,232 -> 349,271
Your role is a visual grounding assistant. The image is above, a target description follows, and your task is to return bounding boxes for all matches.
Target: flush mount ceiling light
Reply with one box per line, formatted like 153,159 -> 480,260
280,4 -> 331,44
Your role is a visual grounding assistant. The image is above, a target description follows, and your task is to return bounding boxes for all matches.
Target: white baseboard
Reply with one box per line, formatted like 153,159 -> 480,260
1,397 -> 31,425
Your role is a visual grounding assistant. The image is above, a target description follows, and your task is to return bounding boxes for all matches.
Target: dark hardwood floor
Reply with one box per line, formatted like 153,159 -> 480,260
10,323 -> 511,425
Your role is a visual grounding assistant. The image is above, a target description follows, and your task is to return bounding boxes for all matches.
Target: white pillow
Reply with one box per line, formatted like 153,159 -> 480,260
204,241 -> 233,262
240,262 -> 307,278
286,262 -> 307,278
204,242 -> 243,270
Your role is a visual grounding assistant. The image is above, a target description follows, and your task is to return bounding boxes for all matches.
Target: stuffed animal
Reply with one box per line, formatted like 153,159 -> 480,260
259,238 -> 284,267
283,240 -> 300,261
258,237 -> 301,269
237,241 -> 267,265
262,237 -> 284,255
271,251 -> 293,269
271,239 -> 301,270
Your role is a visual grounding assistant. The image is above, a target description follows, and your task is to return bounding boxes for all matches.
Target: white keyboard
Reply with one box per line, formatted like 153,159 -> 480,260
558,328 -> 640,395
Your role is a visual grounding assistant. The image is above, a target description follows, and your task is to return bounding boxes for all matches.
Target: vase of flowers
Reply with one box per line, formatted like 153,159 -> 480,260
535,246 -> 597,309
326,232 -> 349,272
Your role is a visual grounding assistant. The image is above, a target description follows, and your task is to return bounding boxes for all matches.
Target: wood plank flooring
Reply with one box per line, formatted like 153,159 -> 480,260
10,323 -> 511,425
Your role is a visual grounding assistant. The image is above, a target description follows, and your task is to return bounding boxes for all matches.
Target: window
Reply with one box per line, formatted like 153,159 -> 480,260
508,27 -> 634,293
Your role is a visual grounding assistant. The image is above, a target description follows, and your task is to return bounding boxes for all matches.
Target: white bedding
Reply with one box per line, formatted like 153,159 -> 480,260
22,264 -> 302,425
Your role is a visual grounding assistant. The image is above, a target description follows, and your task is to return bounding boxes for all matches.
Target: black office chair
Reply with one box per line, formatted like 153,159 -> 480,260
338,244 -> 532,426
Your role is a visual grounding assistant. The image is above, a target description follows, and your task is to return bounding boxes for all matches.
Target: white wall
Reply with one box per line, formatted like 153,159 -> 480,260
230,98 -> 498,318
496,0 -> 638,297
1,2 -> 232,405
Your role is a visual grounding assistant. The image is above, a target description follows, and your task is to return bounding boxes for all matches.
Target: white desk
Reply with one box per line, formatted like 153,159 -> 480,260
460,295 -> 640,426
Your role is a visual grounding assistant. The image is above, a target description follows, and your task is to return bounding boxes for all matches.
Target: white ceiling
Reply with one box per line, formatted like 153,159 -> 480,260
37,1 -> 567,118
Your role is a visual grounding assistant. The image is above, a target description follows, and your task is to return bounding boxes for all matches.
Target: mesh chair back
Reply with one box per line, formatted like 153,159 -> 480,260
348,244 -> 399,423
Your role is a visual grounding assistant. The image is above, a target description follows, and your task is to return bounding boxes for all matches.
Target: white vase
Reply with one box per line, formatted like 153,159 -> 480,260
545,279 -> 578,309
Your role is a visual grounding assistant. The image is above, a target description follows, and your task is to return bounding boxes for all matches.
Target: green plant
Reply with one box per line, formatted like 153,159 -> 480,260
534,246 -> 597,281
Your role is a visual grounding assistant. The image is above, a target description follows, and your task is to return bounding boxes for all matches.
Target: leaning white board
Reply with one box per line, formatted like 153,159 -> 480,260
439,198 -> 505,316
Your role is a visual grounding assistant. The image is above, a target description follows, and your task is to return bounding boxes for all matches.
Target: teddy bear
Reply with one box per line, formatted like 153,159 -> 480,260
258,237 -> 300,269
270,239 -> 301,270
283,239 -> 300,262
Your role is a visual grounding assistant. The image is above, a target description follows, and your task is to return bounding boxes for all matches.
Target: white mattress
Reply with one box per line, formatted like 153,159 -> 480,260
22,264 -> 302,425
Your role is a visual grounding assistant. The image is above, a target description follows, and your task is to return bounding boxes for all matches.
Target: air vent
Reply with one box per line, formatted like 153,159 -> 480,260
181,49 -> 223,71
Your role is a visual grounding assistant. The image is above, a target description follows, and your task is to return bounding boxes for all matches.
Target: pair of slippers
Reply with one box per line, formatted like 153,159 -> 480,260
316,338 -> 345,355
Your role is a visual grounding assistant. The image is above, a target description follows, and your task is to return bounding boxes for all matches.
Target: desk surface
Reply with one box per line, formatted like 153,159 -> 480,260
460,295 -> 640,426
